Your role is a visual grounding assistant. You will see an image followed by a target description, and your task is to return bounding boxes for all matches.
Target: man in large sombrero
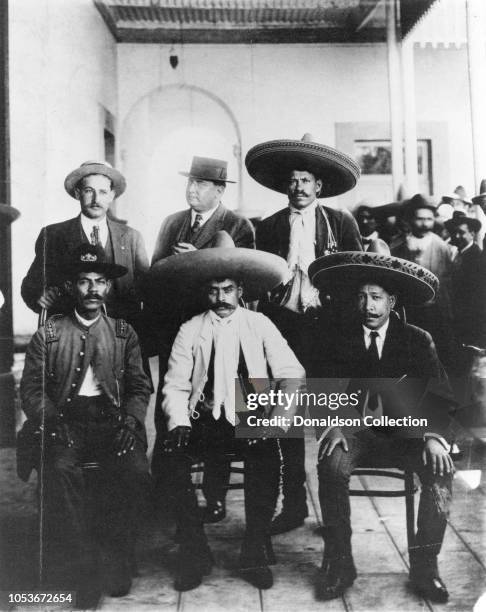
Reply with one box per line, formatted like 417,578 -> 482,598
149,236 -> 305,592
245,134 -> 362,535
308,251 -> 456,603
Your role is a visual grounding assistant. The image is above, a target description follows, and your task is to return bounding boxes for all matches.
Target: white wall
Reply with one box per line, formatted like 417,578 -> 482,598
117,42 -> 475,235
9,0 -> 118,336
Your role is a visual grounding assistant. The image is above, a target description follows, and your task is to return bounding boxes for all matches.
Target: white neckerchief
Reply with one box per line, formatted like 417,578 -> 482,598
190,204 -> 219,229
282,200 -> 320,313
209,307 -> 240,425
74,310 -> 102,396
80,214 -> 109,247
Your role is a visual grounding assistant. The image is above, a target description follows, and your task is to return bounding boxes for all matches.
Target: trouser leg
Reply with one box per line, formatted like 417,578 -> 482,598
279,436 -> 308,516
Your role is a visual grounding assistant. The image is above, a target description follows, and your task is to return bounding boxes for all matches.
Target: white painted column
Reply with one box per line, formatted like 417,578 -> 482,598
401,37 -> 419,196
386,0 -> 404,199
466,0 -> 486,191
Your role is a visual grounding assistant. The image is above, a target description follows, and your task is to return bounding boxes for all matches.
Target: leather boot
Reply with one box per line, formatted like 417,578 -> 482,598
315,526 -> 356,601
240,538 -> 274,590
409,553 -> 449,603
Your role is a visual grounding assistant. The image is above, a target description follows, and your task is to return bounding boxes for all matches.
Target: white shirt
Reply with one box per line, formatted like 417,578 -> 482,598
207,307 -> 240,424
190,205 -> 219,229
80,214 -> 109,247
362,318 -> 390,359
75,310 -> 103,396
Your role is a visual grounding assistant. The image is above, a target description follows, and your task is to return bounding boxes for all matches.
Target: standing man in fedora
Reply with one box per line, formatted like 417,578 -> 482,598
22,161 -> 149,333
308,251 -> 455,603
245,134 -> 362,535
149,241 -> 304,591
149,156 -> 254,519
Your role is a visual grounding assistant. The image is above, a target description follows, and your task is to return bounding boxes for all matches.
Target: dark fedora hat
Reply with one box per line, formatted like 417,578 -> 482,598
403,193 -> 437,218
63,244 -> 127,279
179,156 -> 236,184
64,160 -> 126,198
245,133 -> 360,197
444,212 -> 482,234
309,251 -> 438,306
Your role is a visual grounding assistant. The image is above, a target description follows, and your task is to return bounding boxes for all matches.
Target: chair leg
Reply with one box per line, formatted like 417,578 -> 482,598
404,469 -> 416,555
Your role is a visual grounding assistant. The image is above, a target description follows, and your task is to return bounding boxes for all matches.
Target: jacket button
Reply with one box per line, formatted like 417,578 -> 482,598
71,383 -> 76,388
80,352 -> 84,356
81,335 -> 86,340
66,398 -> 71,403
76,367 -> 81,372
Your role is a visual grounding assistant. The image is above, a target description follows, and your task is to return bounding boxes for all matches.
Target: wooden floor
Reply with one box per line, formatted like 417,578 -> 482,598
2,357 -> 486,611
1,435 -> 486,612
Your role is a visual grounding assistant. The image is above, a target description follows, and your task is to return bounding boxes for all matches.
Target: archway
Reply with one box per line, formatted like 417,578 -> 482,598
119,85 -> 241,257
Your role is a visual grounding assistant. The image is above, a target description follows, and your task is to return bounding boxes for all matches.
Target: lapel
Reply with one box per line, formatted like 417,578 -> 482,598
315,205 -> 328,257
175,210 -> 192,244
65,216 -> 86,253
275,208 -> 291,258
197,312 -> 214,372
192,205 -> 225,249
380,315 -> 405,374
107,218 -> 129,265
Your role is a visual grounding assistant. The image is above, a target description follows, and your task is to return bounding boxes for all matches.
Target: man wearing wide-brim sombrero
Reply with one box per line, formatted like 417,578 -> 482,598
245,133 -> 363,535
444,213 -> 486,354
20,243 -> 152,608
21,160 -> 149,330
307,250 -> 455,604
149,235 -> 305,592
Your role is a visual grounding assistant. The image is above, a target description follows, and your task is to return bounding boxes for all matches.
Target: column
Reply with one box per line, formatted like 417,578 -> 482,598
466,0 -> 486,191
386,0 -> 404,199
401,36 -> 419,196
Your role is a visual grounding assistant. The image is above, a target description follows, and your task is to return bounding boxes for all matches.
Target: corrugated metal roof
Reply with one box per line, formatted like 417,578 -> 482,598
94,0 -> 436,43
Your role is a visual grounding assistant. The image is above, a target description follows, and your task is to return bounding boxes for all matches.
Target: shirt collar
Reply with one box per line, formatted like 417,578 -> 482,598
458,241 -> 474,254
289,200 -> 318,216
209,305 -> 240,325
75,309 -> 101,328
362,316 -> 390,340
80,213 -> 108,229
191,204 -> 219,224
362,231 -> 379,242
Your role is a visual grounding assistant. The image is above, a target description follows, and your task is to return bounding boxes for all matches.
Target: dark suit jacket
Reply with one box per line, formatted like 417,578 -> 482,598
21,215 -> 149,324
451,243 -> 486,347
309,313 -> 454,439
151,204 -> 255,264
255,204 -> 362,259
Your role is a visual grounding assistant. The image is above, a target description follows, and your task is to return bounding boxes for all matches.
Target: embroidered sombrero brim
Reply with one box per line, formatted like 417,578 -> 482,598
309,251 -> 438,305
149,248 -> 289,301
64,162 -> 126,198
245,138 -> 360,197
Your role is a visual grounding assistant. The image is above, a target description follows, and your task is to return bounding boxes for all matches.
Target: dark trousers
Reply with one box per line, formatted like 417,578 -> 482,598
258,302 -> 317,516
317,429 -> 452,564
42,398 -> 152,584
161,412 -> 280,561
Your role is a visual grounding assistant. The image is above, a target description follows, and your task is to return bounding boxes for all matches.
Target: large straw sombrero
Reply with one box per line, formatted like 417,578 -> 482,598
309,251 -> 438,305
64,160 -> 126,198
245,133 -> 360,197
148,232 -> 288,301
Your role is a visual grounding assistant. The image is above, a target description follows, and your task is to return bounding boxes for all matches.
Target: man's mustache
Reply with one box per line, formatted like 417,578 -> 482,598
210,302 -> 235,310
84,294 -> 103,301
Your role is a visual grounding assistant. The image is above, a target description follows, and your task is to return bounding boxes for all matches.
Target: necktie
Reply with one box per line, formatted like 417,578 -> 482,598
191,213 -> 203,237
367,331 -> 380,411
90,225 -> 100,245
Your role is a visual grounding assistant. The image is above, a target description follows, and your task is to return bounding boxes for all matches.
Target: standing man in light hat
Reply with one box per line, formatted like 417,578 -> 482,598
149,156 -> 254,519
245,133 -> 362,535
22,160 -> 149,330
308,251 -> 455,603
149,237 -> 305,591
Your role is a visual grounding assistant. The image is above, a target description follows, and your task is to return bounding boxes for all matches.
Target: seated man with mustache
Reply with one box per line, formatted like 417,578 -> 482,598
20,244 -> 152,609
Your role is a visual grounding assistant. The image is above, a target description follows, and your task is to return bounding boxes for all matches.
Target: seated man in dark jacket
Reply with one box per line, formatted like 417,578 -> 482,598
20,244 -> 152,609
308,251 -> 456,604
